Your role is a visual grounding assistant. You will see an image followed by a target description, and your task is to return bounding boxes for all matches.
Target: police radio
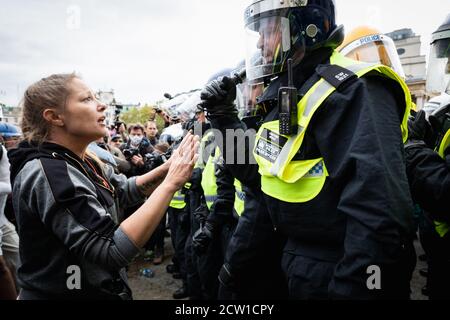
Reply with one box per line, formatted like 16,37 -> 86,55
278,59 -> 298,136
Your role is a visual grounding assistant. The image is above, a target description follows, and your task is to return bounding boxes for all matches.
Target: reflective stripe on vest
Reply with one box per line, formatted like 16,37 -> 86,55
169,190 -> 186,209
253,51 -> 412,203
234,180 -> 245,217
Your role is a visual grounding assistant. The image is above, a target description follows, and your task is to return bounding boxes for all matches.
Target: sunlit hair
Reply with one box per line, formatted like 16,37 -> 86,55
127,123 -> 145,134
20,73 -> 79,144
144,120 -> 157,129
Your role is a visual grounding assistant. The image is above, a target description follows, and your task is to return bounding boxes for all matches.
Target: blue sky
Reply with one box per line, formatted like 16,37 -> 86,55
0,0 -> 449,106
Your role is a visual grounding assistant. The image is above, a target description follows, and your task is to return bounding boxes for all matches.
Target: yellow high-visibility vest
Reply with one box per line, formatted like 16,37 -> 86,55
438,129 -> 450,158
201,146 -> 245,217
253,51 -> 411,203
434,128 -> 450,237
169,190 -> 186,210
169,130 -> 214,210
234,179 -> 245,217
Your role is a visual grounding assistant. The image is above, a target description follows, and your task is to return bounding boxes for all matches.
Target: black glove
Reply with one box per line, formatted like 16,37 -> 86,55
200,76 -> 238,119
218,263 -> 236,291
192,221 -> 215,255
193,203 -> 209,225
406,110 -> 434,149
177,210 -> 190,228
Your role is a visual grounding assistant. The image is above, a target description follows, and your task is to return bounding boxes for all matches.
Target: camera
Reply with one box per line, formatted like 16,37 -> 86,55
122,147 -> 140,161
144,151 -> 168,171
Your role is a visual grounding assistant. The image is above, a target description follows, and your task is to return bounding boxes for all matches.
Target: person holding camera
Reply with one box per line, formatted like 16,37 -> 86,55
121,124 -> 156,177
8,73 -> 199,299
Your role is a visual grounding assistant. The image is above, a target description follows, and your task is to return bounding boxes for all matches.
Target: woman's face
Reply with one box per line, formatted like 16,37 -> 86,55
61,78 -> 108,142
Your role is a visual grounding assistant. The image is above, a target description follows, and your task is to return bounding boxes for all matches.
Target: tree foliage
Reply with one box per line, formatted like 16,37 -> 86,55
120,104 -> 154,125
119,104 -> 166,132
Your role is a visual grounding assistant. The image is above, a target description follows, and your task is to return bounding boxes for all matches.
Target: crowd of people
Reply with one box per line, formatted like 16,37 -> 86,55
0,0 -> 449,301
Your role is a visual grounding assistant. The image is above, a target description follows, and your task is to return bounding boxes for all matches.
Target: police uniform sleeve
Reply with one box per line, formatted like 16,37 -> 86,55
206,158 -> 236,227
312,76 -> 415,299
405,145 -> 450,221
210,116 -> 261,189
224,186 -> 276,274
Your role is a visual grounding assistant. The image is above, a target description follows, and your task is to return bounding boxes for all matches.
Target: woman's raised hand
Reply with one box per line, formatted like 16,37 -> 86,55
163,132 -> 199,193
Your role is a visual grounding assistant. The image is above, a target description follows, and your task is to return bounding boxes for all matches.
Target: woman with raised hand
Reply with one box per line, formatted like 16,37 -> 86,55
8,73 -> 199,300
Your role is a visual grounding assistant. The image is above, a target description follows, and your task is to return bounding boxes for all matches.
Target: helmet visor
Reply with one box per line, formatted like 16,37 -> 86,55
236,82 -> 264,117
427,38 -> 450,95
340,34 -> 405,78
175,91 -> 202,123
245,14 -> 305,83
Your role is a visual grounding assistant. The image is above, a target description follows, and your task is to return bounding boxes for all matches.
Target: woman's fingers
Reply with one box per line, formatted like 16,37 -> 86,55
179,136 -> 196,162
177,132 -> 193,151
184,139 -> 199,164
165,134 -> 200,190
191,153 -> 199,166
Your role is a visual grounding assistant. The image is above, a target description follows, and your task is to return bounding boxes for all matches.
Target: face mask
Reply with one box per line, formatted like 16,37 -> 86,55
130,135 -> 143,146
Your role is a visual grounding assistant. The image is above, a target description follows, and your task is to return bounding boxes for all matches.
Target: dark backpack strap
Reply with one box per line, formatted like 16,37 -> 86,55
0,144 -> 3,161
315,64 -> 358,91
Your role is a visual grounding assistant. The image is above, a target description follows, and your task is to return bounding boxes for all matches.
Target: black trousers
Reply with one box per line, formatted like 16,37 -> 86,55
168,207 -> 189,282
185,232 -> 203,299
281,240 -> 416,300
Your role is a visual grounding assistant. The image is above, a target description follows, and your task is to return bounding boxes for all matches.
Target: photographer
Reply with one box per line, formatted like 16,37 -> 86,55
9,73 -> 199,299
121,124 -> 157,177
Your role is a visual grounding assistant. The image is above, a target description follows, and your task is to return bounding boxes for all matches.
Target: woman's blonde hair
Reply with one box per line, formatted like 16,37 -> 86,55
21,73 -> 78,143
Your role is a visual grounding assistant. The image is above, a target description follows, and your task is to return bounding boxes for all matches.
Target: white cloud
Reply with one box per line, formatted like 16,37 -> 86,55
1,0 -> 449,106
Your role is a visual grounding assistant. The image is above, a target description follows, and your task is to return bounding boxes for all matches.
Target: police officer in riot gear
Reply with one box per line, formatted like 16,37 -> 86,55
405,14 -> 450,300
201,0 -> 416,299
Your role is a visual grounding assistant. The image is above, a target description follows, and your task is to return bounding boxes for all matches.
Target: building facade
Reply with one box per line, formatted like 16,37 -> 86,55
0,103 -> 22,126
96,90 -> 118,127
386,28 -> 429,110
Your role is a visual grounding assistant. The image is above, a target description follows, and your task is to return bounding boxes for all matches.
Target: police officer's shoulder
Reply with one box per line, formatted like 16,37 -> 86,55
315,63 -> 359,92
314,70 -> 405,125
327,68 -> 405,105
362,73 -> 406,105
